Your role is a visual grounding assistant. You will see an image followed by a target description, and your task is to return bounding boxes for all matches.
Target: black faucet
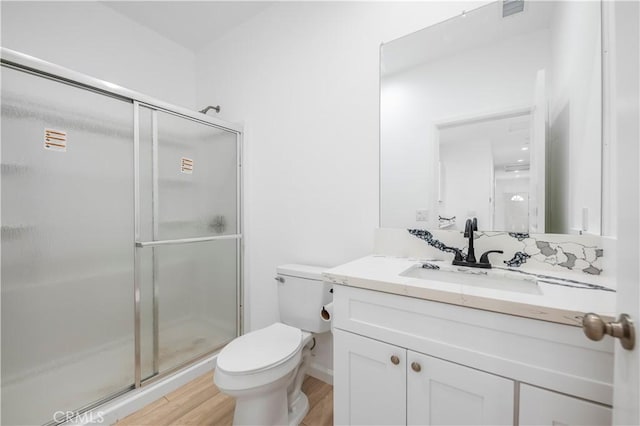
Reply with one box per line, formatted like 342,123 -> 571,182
452,217 -> 503,269
466,218 -> 478,262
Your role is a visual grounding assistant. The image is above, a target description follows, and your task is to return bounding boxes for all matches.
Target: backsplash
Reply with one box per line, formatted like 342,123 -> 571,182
374,228 -> 604,277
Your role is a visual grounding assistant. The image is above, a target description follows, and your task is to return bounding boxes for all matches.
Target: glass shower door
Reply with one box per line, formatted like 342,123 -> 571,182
1,66 -> 135,425
136,106 -> 240,381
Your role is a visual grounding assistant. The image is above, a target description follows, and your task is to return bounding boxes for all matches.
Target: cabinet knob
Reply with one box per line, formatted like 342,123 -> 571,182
411,362 -> 421,372
582,313 -> 635,350
390,355 -> 400,365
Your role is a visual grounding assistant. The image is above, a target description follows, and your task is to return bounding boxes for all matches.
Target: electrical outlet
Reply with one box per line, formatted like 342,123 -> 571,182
416,209 -> 429,222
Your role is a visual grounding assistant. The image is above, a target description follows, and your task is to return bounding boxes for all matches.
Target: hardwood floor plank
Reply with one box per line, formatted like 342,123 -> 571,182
171,391 -> 235,425
116,397 -> 170,426
302,376 -> 332,411
301,375 -> 324,396
118,373 -> 219,426
118,372 -> 332,426
165,372 -> 217,402
214,406 -> 236,426
118,401 -> 181,426
301,388 -> 333,426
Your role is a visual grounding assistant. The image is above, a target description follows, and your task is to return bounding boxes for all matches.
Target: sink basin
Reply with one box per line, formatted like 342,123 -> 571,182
400,264 -> 542,295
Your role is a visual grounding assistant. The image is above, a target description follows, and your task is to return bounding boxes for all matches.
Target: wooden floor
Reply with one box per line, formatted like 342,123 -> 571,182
117,372 -> 333,426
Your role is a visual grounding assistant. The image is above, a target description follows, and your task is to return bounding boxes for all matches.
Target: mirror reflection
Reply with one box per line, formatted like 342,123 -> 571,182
438,111 -> 533,232
380,1 -> 604,234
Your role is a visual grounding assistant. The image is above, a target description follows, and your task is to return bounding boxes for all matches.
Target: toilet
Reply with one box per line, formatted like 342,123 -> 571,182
214,264 -> 332,426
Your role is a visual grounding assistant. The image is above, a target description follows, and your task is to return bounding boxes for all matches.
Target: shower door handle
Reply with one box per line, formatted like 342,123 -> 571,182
136,234 -> 241,247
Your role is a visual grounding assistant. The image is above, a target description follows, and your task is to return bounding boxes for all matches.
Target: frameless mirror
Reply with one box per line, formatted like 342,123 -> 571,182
380,1 -> 604,235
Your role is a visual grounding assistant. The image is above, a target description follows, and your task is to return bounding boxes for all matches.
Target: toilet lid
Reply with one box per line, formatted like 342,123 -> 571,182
217,322 -> 302,375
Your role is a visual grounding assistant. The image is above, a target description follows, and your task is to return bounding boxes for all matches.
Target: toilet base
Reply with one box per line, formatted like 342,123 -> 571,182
232,379 -> 290,425
288,391 -> 309,426
230,381 -> 309,426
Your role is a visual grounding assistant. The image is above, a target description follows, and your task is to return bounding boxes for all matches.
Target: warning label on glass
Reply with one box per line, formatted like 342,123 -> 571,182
181,157 -> 193,174
44,129 -> 67,152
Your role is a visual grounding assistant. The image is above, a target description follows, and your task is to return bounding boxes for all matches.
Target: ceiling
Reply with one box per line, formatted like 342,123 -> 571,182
439,113 -> 532,169
381,1 -> 555,76
102,1 -> 274,52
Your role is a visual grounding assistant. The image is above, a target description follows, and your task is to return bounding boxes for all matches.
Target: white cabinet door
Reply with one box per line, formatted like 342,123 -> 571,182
519,384 -> 612,426
407,351 -> 514,425
333,329 -> 406,425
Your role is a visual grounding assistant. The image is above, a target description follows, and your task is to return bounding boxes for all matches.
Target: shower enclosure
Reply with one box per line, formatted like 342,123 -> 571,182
1,49 -> 243,426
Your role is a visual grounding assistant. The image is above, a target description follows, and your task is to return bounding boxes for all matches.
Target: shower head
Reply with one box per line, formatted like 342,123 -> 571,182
200,105 -> 221,114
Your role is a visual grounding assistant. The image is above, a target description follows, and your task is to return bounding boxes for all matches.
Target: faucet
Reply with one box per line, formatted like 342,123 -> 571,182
465,218 -> 477,263
452,217 -> 503,269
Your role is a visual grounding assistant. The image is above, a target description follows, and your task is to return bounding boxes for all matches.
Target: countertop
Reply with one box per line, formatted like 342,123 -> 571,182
323,255 -> 617,327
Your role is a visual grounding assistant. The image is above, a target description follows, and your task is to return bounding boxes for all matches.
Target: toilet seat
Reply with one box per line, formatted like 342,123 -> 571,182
217,322 -> 303,375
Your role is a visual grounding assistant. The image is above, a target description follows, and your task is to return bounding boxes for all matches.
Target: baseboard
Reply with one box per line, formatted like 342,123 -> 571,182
69,354 -> 218,425
307,362 -> 333,385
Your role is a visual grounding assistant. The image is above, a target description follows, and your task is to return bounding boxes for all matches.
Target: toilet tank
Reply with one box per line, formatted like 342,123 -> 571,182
276,264 -> 332,333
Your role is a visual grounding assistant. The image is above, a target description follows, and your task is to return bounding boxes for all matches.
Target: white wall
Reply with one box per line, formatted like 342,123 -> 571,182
381,28 -> 550,229
439,138 -> 493,231
494,171 -> 531,232
0,1 -> 197,109
195,2 -> 488,370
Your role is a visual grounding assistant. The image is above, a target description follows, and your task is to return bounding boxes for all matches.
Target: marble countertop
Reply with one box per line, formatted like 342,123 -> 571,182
323,255 -> 617,327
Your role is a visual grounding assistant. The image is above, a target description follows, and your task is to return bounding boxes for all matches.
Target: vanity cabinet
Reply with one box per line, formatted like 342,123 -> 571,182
332,284 -> 613,425
334,329 -> 514,425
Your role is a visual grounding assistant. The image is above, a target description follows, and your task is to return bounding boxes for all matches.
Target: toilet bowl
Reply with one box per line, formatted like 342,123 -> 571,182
214,265 -> 332,426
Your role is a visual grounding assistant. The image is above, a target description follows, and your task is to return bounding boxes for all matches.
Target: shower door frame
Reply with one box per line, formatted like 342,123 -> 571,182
1,46 -> 244,405
133,101 -> 244,387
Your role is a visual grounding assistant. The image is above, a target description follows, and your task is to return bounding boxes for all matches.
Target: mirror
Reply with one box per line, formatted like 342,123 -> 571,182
380,1 -> 604,235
